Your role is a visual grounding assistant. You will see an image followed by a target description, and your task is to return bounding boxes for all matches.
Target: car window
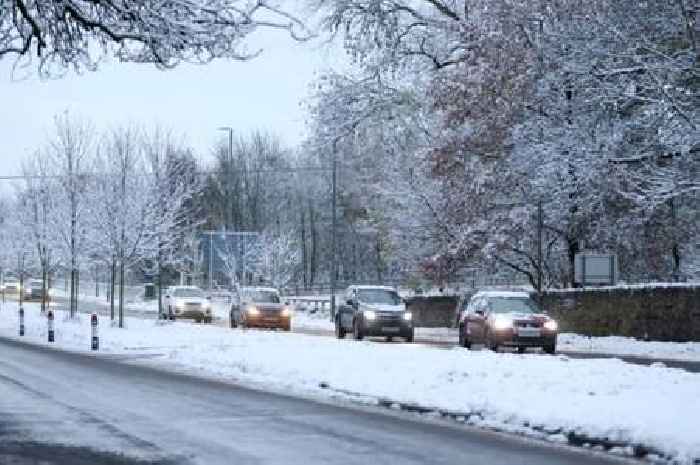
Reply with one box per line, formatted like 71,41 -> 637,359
356,289 -> 401,305
486,297 -> 540,314
173,288 -> 205,298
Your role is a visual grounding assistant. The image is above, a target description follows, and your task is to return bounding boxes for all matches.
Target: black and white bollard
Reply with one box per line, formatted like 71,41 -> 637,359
19,307 -> 24,336
47,310 -> 55,342
91,313 -> 99,351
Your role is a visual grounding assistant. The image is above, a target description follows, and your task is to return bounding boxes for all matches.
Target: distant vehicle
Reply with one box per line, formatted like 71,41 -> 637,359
229,286 -> 291,331
335,285 -> 414,342
24,279 -> 48,301
162,286 -> 212,323
458,291 -> 557,354
3,277 -> 20,294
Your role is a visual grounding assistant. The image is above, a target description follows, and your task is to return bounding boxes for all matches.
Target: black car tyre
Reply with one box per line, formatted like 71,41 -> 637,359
543,344 -> 556,355
335,317 -> 346,339
352,318 -> 364,341
386,336 -> 393,342
405,329 -> 414,343
517,346 -> 527,354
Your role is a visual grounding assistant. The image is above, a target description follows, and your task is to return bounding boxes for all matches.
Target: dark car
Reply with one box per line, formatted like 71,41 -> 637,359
458,291 -> 557,354
335,285 -> 414,342
230,287 -> 291,331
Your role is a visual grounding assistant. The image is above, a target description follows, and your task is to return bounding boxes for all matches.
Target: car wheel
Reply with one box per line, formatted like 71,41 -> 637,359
459,325 -> 472,349
335,317 -> 346,339
352,318 -> 364,341
386,336 -> 393,342
543,344 -> 556,355
405,329 -> 414,343
517,346 -> 527,354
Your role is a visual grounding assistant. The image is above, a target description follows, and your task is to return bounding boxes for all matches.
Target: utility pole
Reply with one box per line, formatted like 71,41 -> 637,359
330,138 -> 338,322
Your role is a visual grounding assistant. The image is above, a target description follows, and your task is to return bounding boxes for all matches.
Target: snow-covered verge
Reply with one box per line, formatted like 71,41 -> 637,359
559,333 -> 700,362
1,303 -> 699,463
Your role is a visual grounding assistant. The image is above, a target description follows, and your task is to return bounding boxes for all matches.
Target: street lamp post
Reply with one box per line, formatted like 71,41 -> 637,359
330,139 -> 338,321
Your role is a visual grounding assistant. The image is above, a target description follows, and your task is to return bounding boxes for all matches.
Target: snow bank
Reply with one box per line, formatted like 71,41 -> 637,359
2,303 -> 699,463
560,333 -> 700,362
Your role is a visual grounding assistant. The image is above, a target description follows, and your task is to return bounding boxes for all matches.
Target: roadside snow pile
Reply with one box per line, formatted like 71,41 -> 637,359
292,310 -> 333,331
2,303 -> 699,463
559,333 -> 700,362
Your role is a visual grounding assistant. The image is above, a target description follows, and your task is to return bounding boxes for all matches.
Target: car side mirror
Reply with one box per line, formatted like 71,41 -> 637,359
346,299 -> 354,306
475,310 -> 484,316
285,301 -> 290,306
165,295 -> 170,299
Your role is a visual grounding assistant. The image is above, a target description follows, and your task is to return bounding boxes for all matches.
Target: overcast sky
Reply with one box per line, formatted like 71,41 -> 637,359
0,27 -> 343,178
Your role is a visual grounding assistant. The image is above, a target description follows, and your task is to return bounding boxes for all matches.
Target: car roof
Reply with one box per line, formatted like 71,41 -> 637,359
240,286 -> 279,293
472,291 -> 531,299
170,285 -> 203,291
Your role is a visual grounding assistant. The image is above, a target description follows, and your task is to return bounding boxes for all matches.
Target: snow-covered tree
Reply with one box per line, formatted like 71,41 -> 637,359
0,0 -> 310,76
249,229 -> 300,289
45,113 -> 95,317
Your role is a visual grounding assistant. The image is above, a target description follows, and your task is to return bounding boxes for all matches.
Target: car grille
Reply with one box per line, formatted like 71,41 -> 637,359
184,302 -> 202,310
376,312 -> 402,322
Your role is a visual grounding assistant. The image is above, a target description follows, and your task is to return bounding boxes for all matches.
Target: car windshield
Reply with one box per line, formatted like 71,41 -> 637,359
245,291 -> 280,303
357,289 -> 401,305
173,288 -> 204,298
487,297 -> 541,314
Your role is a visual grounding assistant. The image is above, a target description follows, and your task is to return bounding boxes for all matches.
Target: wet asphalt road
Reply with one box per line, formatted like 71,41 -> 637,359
0,336 -> 634,465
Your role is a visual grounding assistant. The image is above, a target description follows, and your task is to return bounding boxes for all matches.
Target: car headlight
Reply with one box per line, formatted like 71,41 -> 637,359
247,306 -> 259,316
175,300 -> 185,309
403,312 -> 412,321
544,320 -> 558,331
493,317 -> 513,330
281,307 -> 292,317
363,310 -> 376,320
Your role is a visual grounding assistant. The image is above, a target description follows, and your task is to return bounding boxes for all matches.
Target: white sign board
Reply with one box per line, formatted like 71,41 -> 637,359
574,253 -> 618,286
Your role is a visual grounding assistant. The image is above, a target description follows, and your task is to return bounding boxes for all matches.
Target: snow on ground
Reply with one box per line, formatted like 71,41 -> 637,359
1,302 -> 699,463
559,333 -> 700,362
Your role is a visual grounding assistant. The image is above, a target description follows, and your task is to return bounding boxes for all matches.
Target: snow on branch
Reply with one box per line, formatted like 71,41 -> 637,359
0,0 -> 312,77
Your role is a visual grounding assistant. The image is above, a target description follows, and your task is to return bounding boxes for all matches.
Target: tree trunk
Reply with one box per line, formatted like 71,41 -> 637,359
110,256 -> 116,321
118,256 -> 125,328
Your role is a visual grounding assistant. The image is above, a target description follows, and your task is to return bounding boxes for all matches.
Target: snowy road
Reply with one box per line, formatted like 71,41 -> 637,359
29,294 -> 700,372
0,337 -> 628,465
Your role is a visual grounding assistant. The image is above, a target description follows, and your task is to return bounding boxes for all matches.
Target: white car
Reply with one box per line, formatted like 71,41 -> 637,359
162,286 -> 212,323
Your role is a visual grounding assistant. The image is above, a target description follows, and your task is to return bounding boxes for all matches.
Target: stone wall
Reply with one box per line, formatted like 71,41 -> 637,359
406,296 -> 459,328
538,285 -> 700,341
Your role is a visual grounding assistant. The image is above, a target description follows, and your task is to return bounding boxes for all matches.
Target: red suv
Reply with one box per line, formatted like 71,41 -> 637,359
458,291 -> 557,354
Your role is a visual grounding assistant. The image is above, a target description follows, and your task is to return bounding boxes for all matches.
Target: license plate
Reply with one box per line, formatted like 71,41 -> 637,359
381,327 -> 400,333
518,327 -> 540,338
